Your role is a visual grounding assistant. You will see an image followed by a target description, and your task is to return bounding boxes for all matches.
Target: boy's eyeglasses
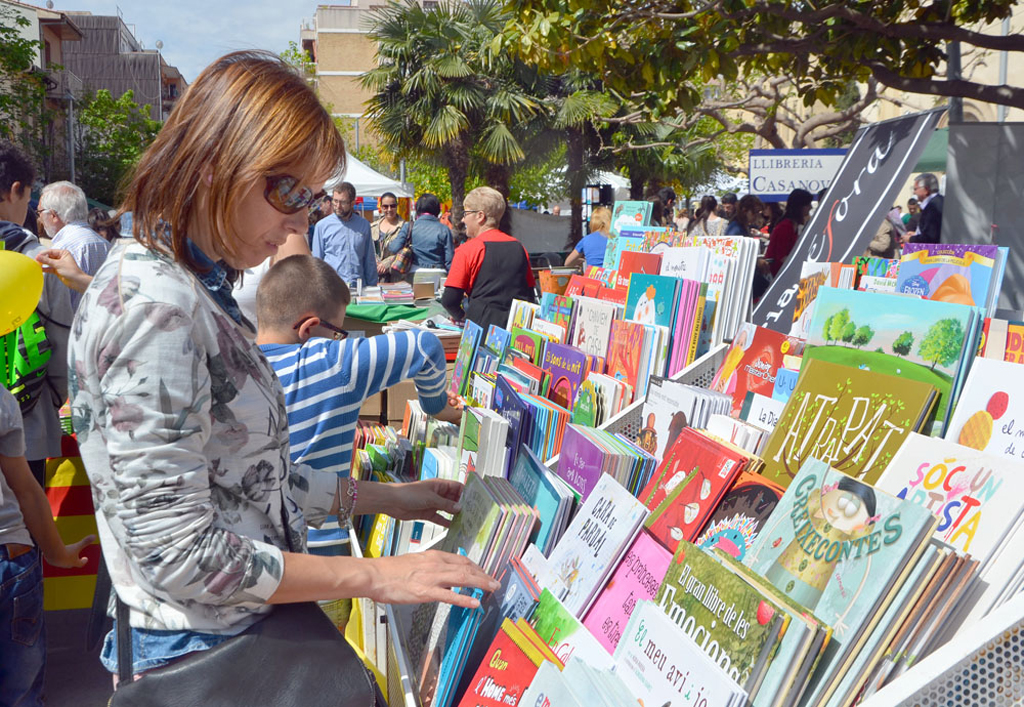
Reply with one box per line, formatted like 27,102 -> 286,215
293,316 -> 349,340
264,175 -> 325,215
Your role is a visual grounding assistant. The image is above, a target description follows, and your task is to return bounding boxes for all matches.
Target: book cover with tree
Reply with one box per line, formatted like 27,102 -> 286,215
803,288 -> 976,427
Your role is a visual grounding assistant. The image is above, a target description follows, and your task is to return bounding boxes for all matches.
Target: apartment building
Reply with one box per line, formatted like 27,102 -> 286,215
60,12 -> 186,121
301,2 -> 384,147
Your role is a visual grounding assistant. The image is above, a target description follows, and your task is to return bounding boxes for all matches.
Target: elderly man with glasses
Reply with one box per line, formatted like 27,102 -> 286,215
311,181 -> 377,288
36,181 -> 111,311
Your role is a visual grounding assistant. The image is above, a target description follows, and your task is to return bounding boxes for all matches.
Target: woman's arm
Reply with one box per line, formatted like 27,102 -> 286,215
36,249 -> 93,293
268,549 -> 498,608
563,248 -> 583,269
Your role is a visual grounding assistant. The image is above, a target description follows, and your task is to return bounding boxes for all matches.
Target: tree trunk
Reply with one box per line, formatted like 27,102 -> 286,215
444,143 -> 470,244
565,128 -> 586,249
485,162 -> 514,236
629,173 -> 646,200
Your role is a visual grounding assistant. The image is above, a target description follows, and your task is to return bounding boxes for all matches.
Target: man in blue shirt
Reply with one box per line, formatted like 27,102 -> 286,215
311,181 -> 377,287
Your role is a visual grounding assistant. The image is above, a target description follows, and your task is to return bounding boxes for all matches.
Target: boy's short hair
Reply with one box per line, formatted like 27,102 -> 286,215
256,255 -> 351,332
0,139 -> 35,199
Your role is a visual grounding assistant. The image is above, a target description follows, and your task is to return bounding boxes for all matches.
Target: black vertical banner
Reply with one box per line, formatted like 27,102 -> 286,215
753,108 -> 946,332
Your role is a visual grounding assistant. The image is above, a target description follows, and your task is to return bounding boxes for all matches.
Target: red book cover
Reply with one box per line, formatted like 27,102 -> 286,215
509,356 -> 549,393
639,428 -> 746,554
615,250 -> 663,289
596,285 -> 628,306
564,274 -> 604,298
709,322 -> 805,417
605,319 -> 647,404
456,619 -> 548,707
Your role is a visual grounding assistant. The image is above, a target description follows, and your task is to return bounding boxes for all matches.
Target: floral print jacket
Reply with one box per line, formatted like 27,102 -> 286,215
69,243 -> 336,633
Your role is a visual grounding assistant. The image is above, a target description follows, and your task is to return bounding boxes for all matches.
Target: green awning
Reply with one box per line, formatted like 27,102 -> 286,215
913,127 -> 948,173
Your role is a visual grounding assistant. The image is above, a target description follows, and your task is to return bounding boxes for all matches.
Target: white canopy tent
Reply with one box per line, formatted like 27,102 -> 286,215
326,155 -> 413,198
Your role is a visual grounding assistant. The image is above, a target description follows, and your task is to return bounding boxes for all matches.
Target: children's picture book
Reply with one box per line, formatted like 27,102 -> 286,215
516,661 -> 582,707
507,445 -> 574,555
569,298 -> 617,361
537,292 -> 574,332
980,317 -> 1024,364
641,428 -> 746,554
455,618 -> 558,707
876,433 -> 1024,570
609,201 -> 653,236
509,327 -> 547,365
695,472 -> 786,563
790,261 -> 830,339
803,287 -> 977,429
744,458 -> 937,703
605,319 -> 647,402
530,589 -> 615,670
624,273 -> 678,328
656,541 -> 787,694
541,343 -> 588,412
710,322 -> 804,417
450,320 -> 483,396
536,473 -> 649,617
614,601 -> 748,707
944,357 -> 1023,462
897,243 -> 1002,310
582,530 -> 673,654
760,358 -> 937,488
615,250 -> 663,289
484,325 -> 512,363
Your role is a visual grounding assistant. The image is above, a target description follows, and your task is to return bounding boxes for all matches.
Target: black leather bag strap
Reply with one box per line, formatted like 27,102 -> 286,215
86,555 -> 112,651
116,593 -> 133,684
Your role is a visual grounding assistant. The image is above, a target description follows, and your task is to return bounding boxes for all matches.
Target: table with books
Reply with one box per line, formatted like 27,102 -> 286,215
343,226 -> 1024,707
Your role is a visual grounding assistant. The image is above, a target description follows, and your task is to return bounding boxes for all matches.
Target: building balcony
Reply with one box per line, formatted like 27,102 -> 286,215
45,67 -> 84,100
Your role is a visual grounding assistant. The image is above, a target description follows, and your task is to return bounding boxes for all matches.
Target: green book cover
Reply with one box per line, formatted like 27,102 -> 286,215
744,458 -> 937,701
510,326 -> 548,365
530,589 -> 614,670
655,541 -> 786,694
760,358 -> 937,488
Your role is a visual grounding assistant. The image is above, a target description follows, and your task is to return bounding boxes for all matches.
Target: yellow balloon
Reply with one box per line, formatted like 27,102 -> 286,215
0,250 -> 44,337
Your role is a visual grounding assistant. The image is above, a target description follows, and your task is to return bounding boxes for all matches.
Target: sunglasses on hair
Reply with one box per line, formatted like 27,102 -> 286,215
264,175 -> 325,215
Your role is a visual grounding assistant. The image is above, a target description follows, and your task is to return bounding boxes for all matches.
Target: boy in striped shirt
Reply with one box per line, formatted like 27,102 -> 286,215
256,255 -> 460,553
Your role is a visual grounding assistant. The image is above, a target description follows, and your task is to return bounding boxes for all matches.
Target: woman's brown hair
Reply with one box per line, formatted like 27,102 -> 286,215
120,50 -> 345,270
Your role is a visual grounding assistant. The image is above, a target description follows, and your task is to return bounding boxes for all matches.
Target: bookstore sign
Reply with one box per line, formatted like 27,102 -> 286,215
749,148 -> 846,202
753,108 -> 946,332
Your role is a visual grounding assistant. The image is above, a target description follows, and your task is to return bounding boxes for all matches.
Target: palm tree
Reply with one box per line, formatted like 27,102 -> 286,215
362,0 -> 544,232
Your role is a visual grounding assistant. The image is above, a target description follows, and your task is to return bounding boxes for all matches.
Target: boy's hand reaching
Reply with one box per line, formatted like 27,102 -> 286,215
45,534 -> 97,569
386,479 -> 463,527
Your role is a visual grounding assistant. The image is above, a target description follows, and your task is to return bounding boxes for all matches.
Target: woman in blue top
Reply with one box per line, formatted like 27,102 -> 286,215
564,205 -> 611,269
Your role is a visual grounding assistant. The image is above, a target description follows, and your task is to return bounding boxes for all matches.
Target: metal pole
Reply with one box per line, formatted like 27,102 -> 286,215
66,92 -> 76,183
947,41 -> 963,123
354,118 -> 360,151
998,18 -> 1009,123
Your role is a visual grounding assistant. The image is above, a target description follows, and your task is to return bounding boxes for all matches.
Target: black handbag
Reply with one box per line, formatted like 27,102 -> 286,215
109,599 -> 380,707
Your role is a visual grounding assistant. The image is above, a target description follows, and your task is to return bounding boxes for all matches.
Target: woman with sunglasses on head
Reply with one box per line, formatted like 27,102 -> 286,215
58,51 -> 497,698
372,191 -> 405,263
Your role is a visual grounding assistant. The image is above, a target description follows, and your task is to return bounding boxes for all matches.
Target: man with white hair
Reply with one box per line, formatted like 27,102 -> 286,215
37,181 -> 110,309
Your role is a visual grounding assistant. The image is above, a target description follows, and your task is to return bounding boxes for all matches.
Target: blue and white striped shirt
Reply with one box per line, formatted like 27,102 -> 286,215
260,330 -> 448,478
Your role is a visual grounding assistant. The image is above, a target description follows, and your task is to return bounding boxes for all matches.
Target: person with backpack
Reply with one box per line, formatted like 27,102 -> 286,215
0,140 -> 73,486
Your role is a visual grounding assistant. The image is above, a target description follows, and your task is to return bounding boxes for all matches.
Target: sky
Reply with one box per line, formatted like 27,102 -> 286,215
56,0 -> 311,82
